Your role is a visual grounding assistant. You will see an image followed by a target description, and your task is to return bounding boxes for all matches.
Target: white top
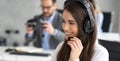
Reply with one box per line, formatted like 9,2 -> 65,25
50,40 -> 109,61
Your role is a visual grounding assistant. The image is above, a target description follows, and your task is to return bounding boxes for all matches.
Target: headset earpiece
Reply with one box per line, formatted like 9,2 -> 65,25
84,17 -> 94,33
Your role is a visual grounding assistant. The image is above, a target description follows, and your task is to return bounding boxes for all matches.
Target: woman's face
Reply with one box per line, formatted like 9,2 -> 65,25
62,9 -> 78,37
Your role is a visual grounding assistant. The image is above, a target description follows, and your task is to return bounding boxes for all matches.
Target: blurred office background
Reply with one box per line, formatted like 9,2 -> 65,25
0,0 -> 120,46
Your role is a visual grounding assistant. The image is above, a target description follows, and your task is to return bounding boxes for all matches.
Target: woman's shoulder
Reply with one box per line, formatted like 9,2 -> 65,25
56,41 -> 64,49
53,41 -> 64,53
50,41 -> 64,61
95,44 -> 108,54
92,43 -> 109,61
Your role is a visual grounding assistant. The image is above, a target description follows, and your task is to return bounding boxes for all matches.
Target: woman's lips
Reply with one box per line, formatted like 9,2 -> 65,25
65,32 -> 73,37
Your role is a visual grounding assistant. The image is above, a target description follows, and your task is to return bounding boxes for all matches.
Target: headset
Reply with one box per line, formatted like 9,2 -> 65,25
65,0 -> 95,34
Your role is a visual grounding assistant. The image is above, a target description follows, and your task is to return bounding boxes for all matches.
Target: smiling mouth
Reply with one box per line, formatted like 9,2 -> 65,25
65,32 -> 73,37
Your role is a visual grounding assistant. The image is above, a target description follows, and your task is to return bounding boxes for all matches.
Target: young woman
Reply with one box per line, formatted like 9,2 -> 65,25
51,0 -> 109,61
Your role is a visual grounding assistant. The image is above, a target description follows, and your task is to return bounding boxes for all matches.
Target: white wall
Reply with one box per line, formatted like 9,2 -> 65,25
0,0 -> 40,46
97,0 -> 119,32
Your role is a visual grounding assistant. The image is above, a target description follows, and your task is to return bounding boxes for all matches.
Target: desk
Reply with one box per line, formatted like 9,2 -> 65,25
97,32 -> 120,42
0,46 -> 52,61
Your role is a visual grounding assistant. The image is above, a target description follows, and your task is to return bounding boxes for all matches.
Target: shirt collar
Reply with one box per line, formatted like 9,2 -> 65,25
44,11 -> 56,22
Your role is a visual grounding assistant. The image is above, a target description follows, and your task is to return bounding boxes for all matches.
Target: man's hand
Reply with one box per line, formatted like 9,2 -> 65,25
25,23 -> 34,34
42,21 -> 55,35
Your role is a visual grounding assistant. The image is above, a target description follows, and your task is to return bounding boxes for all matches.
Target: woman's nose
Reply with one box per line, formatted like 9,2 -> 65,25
63,23 -> 69,32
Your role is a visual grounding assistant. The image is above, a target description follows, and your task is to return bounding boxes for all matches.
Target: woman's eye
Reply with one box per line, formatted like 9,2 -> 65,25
69,22 -> 75,24
61,20 -> 65,23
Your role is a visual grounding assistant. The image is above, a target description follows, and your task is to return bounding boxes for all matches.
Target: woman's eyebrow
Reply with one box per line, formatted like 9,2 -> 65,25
62,18 -> 76,22
68,20 -> 76,22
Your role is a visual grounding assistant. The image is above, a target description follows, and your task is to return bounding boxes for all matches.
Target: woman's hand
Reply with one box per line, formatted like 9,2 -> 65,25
67,37 -> 83,61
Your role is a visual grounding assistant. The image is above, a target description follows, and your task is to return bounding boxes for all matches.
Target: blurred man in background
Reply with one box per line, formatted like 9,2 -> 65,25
24,0 -> 65,50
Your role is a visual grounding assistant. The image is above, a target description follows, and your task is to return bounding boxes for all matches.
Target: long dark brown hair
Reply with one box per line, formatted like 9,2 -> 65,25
89,0 -> 96,9
57,0 -> 97,61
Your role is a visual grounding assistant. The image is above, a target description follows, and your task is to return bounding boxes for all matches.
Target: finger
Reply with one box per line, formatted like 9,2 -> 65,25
43,23 -> 49,29
71,37 -> 82,49
67,41 -> 75,50
70,37 -> 79,47
74,37 -> 82,48
71,41 -> 78,49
